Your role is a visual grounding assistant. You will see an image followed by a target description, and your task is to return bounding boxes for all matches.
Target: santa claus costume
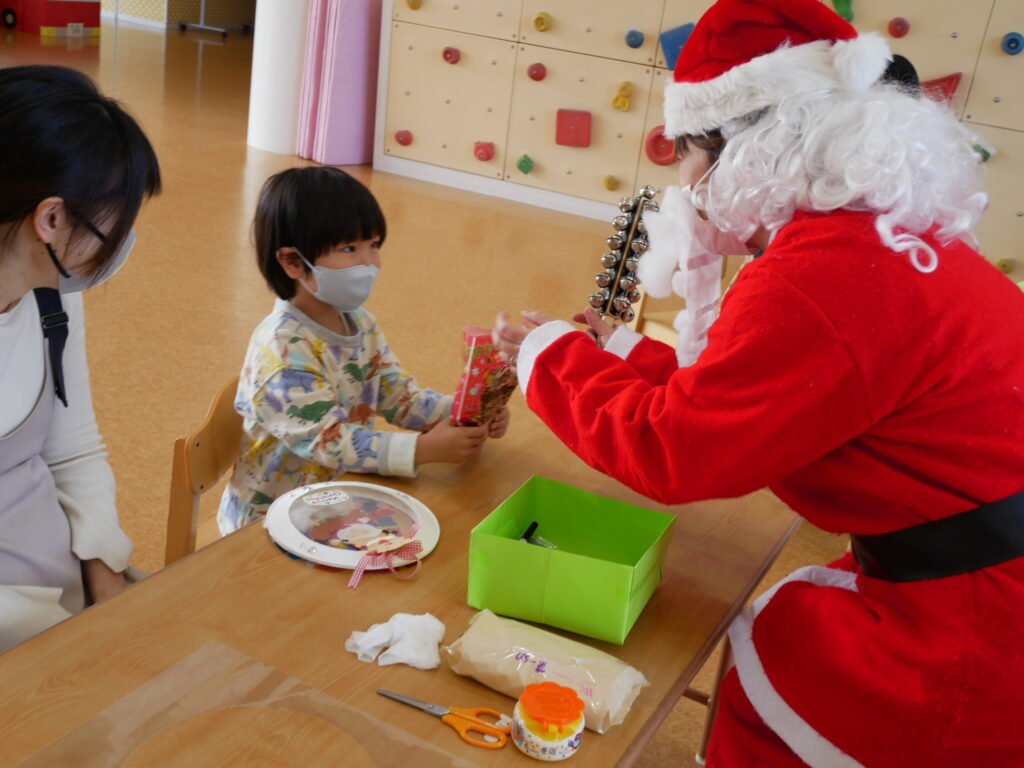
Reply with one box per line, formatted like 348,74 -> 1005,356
514,0 -> 1024,765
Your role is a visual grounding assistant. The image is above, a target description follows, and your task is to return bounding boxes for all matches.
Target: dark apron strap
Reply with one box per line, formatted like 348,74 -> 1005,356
32,288 -> 69,408
851,489 -> 1024,582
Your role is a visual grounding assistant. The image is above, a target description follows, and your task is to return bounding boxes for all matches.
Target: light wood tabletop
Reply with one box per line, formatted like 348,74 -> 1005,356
0,403 -> 797,767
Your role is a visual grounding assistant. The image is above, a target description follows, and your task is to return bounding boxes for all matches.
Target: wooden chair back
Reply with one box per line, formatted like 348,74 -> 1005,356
166,377 -> 242,565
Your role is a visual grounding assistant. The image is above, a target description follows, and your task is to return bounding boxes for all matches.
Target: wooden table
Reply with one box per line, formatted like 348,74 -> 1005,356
0,404 -> 797,767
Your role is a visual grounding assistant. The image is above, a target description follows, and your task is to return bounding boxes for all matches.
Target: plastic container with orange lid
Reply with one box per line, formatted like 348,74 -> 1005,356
511,682 -> 586,761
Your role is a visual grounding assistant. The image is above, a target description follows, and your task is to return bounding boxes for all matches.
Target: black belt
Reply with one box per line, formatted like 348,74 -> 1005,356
851,489 -> 1024,582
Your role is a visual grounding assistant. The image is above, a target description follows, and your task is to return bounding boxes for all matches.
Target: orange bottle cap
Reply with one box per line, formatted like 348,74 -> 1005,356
519,682 -> 585,729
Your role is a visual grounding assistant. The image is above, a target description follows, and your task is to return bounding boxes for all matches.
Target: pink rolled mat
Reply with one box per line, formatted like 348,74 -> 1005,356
297,0 -> 382,166
296,0 -> 328,160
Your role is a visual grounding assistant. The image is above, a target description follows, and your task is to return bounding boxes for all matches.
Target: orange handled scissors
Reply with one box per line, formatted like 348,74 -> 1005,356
378,689 -> 511,749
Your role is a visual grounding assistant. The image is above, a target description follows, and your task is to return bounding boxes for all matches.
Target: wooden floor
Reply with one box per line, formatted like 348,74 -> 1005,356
0,22 -> 847,765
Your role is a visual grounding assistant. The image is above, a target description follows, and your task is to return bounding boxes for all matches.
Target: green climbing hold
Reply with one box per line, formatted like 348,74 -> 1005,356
972,143 -> 992,163
831,0 -> 853,22
516,154 -> 535,175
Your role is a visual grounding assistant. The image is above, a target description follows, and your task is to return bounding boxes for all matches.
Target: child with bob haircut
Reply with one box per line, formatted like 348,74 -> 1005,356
219,167 -> 508,533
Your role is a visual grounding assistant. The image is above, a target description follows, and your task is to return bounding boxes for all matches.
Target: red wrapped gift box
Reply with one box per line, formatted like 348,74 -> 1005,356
451,327 -> 517,426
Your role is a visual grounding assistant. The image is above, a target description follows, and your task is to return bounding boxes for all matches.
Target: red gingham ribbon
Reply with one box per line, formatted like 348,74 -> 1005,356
347,524 -> 423,589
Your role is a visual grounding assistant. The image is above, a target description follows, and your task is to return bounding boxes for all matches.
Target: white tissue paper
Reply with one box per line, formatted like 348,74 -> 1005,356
345,613 -> 446,670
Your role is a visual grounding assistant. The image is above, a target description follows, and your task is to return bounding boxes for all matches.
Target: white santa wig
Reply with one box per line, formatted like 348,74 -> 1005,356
691,83 -> 989,273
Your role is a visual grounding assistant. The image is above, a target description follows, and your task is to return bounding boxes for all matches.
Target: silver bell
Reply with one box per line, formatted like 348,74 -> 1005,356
639,185 -> 657,199
589,290 -> 609,309
637,220 -> 647,234
606,234 -> 623,249
631,239 -> 648,254
601,251 -> 620,269
620,306 -> 636,323
612,296 -> 631,313
619,275 -> 636,291
612,214 -> 631,229
627,288 -> 642,303
618,198 -> 636,213
595,270 -> 615,288
625,255 -> 640,272
643,201 -> 660,213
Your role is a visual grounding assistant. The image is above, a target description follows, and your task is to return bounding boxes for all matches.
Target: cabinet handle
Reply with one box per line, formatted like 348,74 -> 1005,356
443,46 -> 461,64
831,0 -> 853,22
405,0 -> 422,9
527,62 -> 547,81
645,125 -> 676,166
1003,32 -> 1023,56
603,175 -> 620,191
888,17 -> 909,38
625,29 -> 644,48
474,142 -> 496,161
533,12 -> 552,32
612,82 -> 633,112
394,130 -> 413,146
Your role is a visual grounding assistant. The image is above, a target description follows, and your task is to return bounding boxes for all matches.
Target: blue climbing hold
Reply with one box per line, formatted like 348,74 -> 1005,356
1002,32 -> 1023,56
625,29 -> 645,49
659,23 -> 695,71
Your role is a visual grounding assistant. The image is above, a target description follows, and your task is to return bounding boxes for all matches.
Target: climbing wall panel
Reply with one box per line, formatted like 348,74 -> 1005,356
505,45 -> 654,203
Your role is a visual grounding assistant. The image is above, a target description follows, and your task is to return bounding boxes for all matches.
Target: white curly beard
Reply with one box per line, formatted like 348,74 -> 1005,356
637,185 -> 724,366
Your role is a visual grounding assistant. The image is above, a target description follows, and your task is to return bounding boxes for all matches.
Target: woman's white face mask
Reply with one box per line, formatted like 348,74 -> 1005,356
51,229 -> 136,294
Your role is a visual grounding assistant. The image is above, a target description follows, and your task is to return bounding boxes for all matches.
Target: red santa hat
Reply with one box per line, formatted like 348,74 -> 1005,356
664,0 -> 892,137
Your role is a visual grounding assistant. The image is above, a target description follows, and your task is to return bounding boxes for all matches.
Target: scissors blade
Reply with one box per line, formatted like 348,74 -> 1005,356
378,689 -> 450,718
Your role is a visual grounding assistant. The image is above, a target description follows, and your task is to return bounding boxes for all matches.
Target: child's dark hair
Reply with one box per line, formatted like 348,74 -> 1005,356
0,65 -> 161,278
254,167 -> 387,300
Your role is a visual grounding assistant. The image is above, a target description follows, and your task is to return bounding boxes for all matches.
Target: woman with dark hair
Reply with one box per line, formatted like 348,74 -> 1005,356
0,65 -> 161,651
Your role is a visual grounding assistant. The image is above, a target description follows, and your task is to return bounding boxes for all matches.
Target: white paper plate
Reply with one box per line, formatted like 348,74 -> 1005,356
264,481 -> 439,570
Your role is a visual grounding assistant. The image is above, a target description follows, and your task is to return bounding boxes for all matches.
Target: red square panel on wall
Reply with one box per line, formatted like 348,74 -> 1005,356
556,109 -> 592,148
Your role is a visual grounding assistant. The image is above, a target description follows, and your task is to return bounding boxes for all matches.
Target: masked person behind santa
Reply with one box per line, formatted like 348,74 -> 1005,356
493,0 -> 1024,765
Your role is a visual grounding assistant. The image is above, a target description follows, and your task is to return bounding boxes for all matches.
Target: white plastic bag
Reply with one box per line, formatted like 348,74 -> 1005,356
444,610 -> 648,734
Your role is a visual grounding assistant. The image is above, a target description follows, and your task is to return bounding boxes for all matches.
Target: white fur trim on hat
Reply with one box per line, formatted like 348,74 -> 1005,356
664,34 -> 891,137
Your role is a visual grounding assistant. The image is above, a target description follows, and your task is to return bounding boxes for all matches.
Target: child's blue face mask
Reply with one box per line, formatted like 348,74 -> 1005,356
298,252 -> 379,313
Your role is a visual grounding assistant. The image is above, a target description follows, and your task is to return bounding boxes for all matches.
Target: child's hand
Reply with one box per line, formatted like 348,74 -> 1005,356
488,406 -> 511,439
416,420 -> 488,465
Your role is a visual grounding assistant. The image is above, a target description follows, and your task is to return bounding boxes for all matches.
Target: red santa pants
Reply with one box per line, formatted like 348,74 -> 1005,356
707,669 -> 808,767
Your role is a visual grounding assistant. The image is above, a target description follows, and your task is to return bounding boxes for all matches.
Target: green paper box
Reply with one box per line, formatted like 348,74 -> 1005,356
467,476 -> 676,645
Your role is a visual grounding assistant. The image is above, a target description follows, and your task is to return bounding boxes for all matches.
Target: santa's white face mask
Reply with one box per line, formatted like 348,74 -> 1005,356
636,163 -> 755,366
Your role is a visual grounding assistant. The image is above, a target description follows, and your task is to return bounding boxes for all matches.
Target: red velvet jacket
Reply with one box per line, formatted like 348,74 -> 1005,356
521,209 -> 1024,536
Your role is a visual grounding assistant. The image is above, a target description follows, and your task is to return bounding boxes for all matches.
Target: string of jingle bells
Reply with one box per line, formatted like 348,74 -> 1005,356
589,185 -> 659,324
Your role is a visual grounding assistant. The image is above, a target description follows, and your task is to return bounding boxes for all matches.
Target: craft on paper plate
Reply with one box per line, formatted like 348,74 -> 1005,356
264,481 -> 440,588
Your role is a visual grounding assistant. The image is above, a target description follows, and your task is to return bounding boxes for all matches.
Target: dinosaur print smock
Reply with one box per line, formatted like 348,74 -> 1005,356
218,300 -> 451,533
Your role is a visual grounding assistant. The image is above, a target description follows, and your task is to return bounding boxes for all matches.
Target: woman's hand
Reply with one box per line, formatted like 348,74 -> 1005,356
488,406 -> 511,439
571,307 -> 616,349
83,559 -> 130,604
416,420 -> 488,465
492,311 -> 554,365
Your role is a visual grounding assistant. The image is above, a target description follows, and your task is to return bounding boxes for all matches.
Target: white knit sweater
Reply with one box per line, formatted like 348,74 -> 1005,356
0,291 -> 132,648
